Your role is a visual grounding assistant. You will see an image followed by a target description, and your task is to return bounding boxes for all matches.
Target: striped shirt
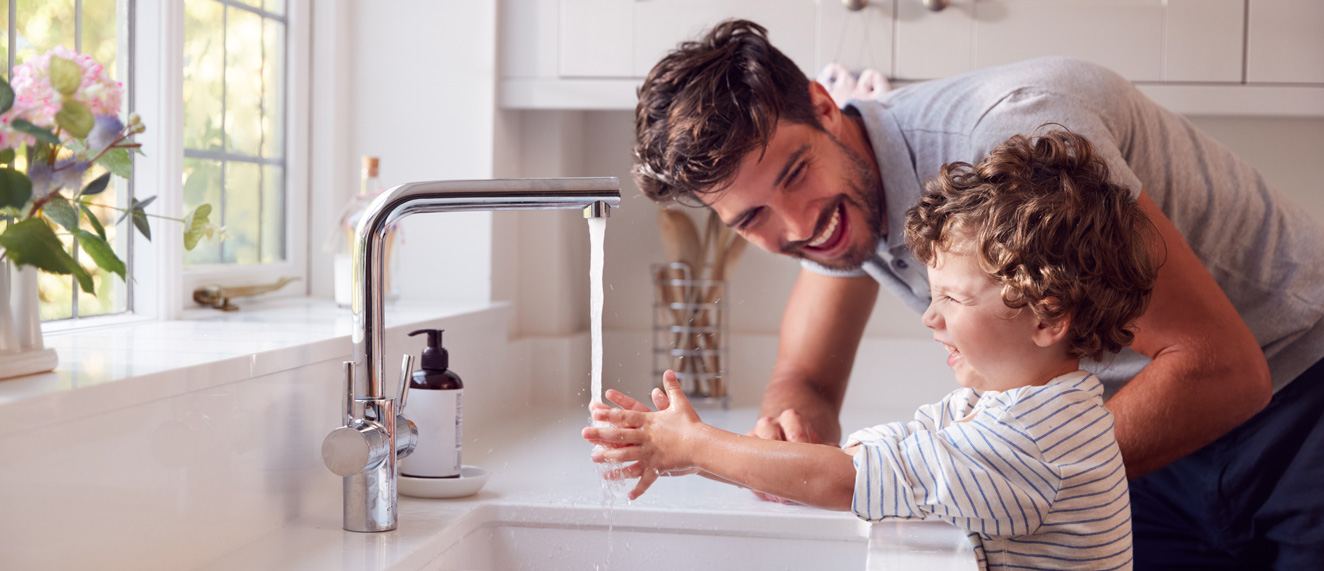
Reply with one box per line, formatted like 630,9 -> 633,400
847,371 -> 1132,570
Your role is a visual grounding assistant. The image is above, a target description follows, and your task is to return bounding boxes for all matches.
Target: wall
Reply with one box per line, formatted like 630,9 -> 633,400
309,0 -> 501,306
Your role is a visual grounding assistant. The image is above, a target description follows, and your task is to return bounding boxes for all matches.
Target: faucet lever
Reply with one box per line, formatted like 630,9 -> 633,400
342,361 -> 356,426
398,354 -> 414,411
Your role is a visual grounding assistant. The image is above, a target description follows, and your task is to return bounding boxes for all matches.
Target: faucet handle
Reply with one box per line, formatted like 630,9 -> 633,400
322,420 -> 390,477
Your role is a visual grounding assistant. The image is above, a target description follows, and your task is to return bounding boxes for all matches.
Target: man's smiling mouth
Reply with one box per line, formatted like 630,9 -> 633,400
803,202 -> 847,253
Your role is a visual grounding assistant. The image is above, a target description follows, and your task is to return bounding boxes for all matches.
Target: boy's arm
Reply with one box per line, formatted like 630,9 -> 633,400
851,409 -> 1062,536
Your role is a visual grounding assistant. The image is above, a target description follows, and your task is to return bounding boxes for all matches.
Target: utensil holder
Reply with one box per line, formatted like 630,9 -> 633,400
652,263 -> 728,409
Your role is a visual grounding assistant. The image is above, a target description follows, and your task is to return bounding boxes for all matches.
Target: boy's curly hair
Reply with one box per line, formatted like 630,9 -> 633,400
905,129 -> 1161,361
633,19 -> 821,205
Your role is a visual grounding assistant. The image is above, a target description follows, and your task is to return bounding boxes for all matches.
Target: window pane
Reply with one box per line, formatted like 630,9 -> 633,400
15,0 -> 76,65
261,16 -> 284,159
222,161 -> 261,264
81,0 -> 119,78
183,158 -> 223,266
225,6 -> 263,156
183,0 -> 223,151
38,270 -> 73,320
261,164 -> 284,263
264,0 -> 286,16
228,0 -> 286,16
2,7 -> 9,71
183,0 -> 287,269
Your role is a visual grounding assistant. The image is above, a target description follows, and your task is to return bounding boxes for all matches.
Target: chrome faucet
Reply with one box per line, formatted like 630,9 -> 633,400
321,177 -> 620,532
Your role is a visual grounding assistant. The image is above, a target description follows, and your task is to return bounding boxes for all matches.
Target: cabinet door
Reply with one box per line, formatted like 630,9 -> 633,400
632,0 -> 819,77
1247,0 -> 1324,84
560,0 -> 635,77
896,0 -> 1243,83
817,0 -> 896,75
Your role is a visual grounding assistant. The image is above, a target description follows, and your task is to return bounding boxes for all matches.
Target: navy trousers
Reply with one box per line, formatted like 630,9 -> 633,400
1131,358 -> 1324,570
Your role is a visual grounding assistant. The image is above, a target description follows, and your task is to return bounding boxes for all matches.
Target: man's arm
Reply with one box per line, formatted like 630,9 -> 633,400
755,269 -> 879,446
1108,191 -> 1272,478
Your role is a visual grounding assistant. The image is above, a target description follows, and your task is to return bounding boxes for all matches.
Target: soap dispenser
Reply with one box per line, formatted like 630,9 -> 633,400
400,329 -> 463,478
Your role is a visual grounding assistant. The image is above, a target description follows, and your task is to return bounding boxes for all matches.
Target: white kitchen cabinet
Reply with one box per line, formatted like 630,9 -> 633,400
557,0 -> 821,79
1247,0 -> 1324,84
895,0 -> 1244,83
501,0 -> 1324,115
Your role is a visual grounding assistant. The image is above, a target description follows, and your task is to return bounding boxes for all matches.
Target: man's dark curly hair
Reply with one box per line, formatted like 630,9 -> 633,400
633,19 -> 821,205
905,128 -> 1162,361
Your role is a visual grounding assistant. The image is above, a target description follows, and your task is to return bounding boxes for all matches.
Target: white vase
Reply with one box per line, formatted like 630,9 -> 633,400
0,262 -> 16,353
0,261 -> 59,380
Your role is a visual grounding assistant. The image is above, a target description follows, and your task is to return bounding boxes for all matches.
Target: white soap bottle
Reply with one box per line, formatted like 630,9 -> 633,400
400,329 -> 463,478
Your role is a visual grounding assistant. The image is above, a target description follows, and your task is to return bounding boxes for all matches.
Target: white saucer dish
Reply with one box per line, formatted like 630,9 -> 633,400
399,466 -> 490,499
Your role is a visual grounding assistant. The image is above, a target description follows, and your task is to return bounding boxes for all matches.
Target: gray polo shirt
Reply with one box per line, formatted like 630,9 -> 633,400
804,56 -> 1324,394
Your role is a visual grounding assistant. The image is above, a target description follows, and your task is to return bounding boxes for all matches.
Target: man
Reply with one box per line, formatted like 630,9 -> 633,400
631,19 -> 1324,569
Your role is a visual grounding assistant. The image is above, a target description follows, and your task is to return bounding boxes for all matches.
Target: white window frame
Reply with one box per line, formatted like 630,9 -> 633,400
132,0 -> 309,321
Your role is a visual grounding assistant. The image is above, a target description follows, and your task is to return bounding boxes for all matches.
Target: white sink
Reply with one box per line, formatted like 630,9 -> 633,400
416,504 -> 867,571
403,504 -> 976,571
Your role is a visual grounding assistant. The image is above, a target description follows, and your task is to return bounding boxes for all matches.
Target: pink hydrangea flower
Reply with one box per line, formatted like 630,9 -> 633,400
4,46 -> 125,149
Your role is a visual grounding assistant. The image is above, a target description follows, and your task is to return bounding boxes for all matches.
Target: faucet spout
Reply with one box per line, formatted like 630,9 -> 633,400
326,177 -> 620,533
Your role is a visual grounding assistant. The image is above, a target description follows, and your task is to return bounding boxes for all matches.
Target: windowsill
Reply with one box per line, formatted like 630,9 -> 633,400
0,297 -> 507,427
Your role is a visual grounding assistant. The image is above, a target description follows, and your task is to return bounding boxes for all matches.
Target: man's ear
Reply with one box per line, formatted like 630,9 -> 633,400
1032,299 -> 1071,348
807,80 -> 843,131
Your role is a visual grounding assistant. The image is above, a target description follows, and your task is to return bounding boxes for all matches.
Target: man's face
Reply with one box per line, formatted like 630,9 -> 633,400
701,120 -> 885,271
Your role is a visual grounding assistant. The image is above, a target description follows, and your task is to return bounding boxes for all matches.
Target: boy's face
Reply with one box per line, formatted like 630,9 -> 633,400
922,246 -> 1053,392
700,87 -> 885,271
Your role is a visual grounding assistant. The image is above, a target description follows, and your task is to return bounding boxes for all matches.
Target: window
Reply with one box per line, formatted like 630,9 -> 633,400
182,0 -> 286,267
4,0 -> 134,321
13,0 -> 307,325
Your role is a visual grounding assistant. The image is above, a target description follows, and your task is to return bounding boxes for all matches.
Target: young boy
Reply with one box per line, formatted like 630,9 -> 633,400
584,129 -> 1156,570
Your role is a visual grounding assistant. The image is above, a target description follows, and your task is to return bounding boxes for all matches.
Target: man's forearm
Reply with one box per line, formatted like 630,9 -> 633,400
691,424 -> 856,510
1108,350 -> 1270,478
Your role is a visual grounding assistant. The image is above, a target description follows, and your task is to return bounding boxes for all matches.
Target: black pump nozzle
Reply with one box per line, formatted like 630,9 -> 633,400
408,329 -> 448,371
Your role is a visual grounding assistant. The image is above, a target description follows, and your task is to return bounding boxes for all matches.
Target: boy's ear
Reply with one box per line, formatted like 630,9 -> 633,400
1032,298 -> 1071,348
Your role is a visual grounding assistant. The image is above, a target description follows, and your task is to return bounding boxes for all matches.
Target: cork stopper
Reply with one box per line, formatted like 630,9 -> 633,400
361,156 -> 379,177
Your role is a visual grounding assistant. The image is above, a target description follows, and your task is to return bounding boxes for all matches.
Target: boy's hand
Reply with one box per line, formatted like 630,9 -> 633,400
581,370 -> 704,499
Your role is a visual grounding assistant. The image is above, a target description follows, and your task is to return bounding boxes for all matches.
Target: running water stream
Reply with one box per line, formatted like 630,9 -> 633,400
587,216 -> 621,569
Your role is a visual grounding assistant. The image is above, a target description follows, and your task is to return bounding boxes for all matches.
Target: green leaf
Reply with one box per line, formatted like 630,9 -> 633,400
183,203 -> 213,250
0,148 -> 14,165
0,78 -> 12,115
12,119 -> 60,145
117,195 -> 156,225
97,147 -> 132,179
0,218 -> 93,292
74,229 -> 125,280
132,208 -> 151,241
79,203 -> 107,240
0,167 -> 32,209
43,195 -> 80,231
50,56 -> 83,96
81,171 -> 112,196
56,100 -> 95,139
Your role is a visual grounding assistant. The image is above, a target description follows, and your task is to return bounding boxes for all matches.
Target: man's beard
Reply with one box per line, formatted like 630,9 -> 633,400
785,136 -> 885,271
